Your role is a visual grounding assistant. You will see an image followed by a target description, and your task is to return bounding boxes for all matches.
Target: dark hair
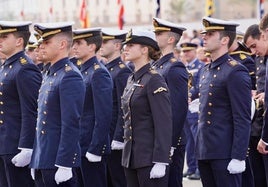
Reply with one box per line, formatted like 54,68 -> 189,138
84,35 -> 103,53
219,30 -> 236,48
260,13 -> 268,31
13,31 -> 30,48
147,46 -> 161,61
244,24 -> 261,43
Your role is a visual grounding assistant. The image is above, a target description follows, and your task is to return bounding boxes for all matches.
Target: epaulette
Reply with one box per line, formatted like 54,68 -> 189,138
230,51 -> 252,60
94,63 -> 100,70
170,57 -> 177,63
119,63 -> 126,69
228,59 -> 238,66
149,69 -> 158,74
20,57 -> 28,65
65,65 -> 72,72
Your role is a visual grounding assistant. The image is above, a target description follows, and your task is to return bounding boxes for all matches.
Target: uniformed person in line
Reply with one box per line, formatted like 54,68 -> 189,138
229,29 -> 256,187
197,17 -> 251,187
72,28 -> 113,187
180,42 -> 204,180
0,21 -> 42,187
244,24 -> 268,187
229,35 -> 256,90
25,36 -> 38,65
30,22 -> 85,187
152,17 -> 189,187
121,29 -> 172,187
99,28 -> 131,187
32,32 -> 51,76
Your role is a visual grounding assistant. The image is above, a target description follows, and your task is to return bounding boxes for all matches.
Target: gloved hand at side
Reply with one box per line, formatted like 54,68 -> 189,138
86,152 -> 101,162
55,166 -> 72,184
11,148 -> 33,167
227,159 -> 246,174
150,163 -> 167,179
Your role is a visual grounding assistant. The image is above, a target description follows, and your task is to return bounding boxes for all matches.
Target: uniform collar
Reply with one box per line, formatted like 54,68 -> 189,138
105,57 -> 121,69
209,53 -> 230,69
155,52 -> 174,67
4,51 -> 25,66
80,56 -> 98,72
48,57 -> 69,75
133,63 -> 151,81
187,58 -> 198,68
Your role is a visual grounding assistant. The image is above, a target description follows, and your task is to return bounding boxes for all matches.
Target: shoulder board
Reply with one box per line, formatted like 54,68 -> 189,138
94,63 -> 100,70
20,57 -> 28,65
230,50 -> 252,56
65,65 -> 73,72
170,57 -> 177,63
119,63 -> 126,69
149,69 -> 158,74
228,59 -> 238,66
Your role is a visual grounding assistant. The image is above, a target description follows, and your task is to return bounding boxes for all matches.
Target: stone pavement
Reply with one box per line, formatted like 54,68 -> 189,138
183,177 -> 202,187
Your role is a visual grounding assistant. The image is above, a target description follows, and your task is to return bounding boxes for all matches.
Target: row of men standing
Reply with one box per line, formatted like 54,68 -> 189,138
0,18 -> 190,187
0,15 -> 266,187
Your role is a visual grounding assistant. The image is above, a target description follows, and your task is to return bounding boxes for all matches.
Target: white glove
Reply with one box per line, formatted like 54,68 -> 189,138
170,147 -> 175,157
111,140 -> 124,150
227,159 -> 246,174
31,168 -> 35,180
251,98 -> 256,120
11,149 -> 33,167
150,163 -> 166,179
189,99 -> 200,113
55,167 -> 73,184
86,152 -> 101,162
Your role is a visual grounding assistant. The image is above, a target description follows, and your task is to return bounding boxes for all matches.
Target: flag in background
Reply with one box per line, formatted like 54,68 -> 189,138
205,0 -> 214,17
80,0 -> 90,28
118,0 -> 124,30
155,0 -> 161,18
258,0 -> 265,19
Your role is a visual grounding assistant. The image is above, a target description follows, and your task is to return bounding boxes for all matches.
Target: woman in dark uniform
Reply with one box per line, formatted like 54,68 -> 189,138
121,29 -> 173,187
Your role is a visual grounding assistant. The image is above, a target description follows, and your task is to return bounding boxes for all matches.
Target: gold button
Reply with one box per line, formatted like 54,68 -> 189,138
209,84 -> 213,87
208,111 -> 211,115
0,120 -> 3,124
209,92 -> 212,96
129,136 -> 132,140
208,102 -> 212,106
42,121 -> 46,125
207,121 -> 211,125
41,130 -> 45,134
0,92 -> 2,95
129,126 -> 132,130
213,74 -> 217,78
217,67 -> 220,70
0,82 -> 3,86
0,101 -> 3,105
0,111 -> 3,114
44,100 -> 47,104
35,127 -> 38,131
73,161 -> 75,164
53,73 -> 57,76
43,111 -> 47,115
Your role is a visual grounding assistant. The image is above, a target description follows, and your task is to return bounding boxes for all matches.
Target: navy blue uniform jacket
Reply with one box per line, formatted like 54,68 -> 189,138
30,58 -> 85,169
196,53 -> 251,160
79,56 -> 113,156
0,51 -> 41,154
153,53 -> 188,147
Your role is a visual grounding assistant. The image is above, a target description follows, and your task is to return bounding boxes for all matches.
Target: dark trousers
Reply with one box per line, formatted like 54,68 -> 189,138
168,145 -> 185,187
242,157 -> 254,187
80,156 -> 107,187
0,154 -> 34,187
124,165 -> 169,187
249,136 -> 268,187
34,168 -> 79,187
198,159 -> 242,187
107,150 -> 127,187
184,116 -> 198,173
